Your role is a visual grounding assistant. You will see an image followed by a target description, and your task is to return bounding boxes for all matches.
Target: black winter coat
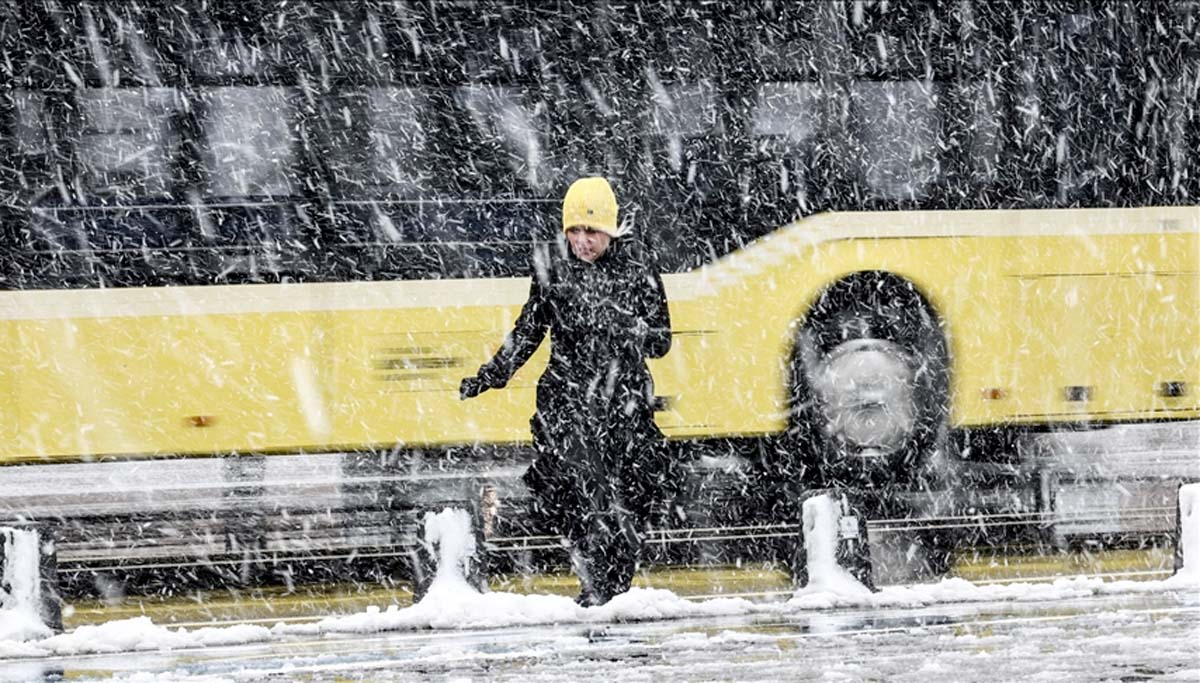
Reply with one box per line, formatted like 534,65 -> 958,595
474,237 -> 672,538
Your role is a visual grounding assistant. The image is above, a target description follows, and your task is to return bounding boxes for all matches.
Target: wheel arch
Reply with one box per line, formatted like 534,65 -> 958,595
783,269 -> 953,487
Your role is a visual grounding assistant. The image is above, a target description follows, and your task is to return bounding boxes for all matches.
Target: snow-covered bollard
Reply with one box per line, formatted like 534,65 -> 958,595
1,522 -> 62,634
1174,483 -> 1199,580
412,508 -> 486,602
794,491 -> 875,594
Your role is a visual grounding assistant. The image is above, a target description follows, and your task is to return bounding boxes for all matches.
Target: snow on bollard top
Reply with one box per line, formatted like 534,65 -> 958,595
0,527 -> 53,642
1170,482 -> 1200,585
422,507 -> 479,599
792,494 -> 872,605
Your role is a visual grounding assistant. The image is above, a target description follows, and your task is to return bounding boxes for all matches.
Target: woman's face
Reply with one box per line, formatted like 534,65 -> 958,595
566,226 -> 612,263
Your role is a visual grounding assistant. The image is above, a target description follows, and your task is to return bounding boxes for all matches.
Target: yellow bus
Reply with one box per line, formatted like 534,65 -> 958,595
4,206 -> 1196,461
1,1 -> 1197,592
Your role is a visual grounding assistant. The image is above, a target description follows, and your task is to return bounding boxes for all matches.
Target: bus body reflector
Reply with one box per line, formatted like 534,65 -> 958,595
1160,381 -> 1187,398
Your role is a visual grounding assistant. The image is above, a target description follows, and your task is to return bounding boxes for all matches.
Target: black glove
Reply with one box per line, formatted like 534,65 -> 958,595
459,376 -> 487,400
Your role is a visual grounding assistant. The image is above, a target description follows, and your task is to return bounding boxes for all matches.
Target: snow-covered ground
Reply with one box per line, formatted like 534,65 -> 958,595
2,591 -> 1196,682
2,490 -> 1198,680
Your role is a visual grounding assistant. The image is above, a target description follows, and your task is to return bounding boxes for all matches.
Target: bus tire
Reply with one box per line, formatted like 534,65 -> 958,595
787,271 -> 950,495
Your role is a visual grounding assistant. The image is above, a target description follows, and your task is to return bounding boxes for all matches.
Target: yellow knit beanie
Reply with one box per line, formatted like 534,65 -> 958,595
562,177 -> 620,237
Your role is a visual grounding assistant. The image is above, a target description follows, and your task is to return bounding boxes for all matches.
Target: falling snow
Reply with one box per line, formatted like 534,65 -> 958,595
0,1 -> 1198,680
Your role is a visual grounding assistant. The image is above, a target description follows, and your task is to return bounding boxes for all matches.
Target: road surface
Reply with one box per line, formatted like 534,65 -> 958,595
5,590 -> 1196,682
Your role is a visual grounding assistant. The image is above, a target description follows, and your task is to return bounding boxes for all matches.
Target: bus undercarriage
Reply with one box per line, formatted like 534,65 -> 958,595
3,420 -> 1195,599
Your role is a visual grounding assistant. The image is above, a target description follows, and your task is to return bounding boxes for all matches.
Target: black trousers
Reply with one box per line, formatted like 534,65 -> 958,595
525,478 -> 647,605
570,506 -> 644,605
524,410 -> 668,605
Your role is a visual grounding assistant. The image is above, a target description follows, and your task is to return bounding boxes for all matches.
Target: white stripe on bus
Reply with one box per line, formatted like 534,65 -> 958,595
1,206 -> 1195,320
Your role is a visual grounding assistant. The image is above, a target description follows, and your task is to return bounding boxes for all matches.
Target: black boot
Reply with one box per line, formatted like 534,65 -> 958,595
578,533 -> 639,606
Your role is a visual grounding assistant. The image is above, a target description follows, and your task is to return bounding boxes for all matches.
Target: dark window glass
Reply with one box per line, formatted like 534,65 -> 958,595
649,78 -> 722,175
366,87 -> 428,196
961,81 -> 1003,184
72,88 -> 180,201
753,83 -> 821,147
13,91 -> 51,158
750,82 -> 822,212
844,1 -> 953,78
72,2 -> 170,88
188,7 -> 291,80
8,90 -> 63,209
455,85 -> 554,196
202,87 -> 297,198
852,81 -> 941,200
10,87 -> 190,262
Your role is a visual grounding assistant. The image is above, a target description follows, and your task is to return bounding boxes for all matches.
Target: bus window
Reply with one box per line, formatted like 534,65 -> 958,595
330,84 -> 557,280
456,85 -> 552,197
751,82 -> 821,212
645,75 -> 725,214
851,80 -> 940,201
186,3 -> 294,80
641,9 -> 726,204
195,86 -> 314,285
649,78 -> 722,176
366,87 -> 428,196
66,3 -> 171,88
753,83 -> 820,150
959,81 -> 1003,185
73,88 -> 179,200
11,86 -> 192,260
9,89 -> 59,212
646,75 -> 731,269
12,91 -> 51,159
538,84 -> 610,189
202,86 -> 297,198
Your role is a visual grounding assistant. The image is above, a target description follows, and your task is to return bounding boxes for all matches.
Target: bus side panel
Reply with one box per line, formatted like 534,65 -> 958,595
1142,273 -> 1200,414
930,239 -> 1023,428
647,293 -> 720,437
6,210 -> 1195,463
13,310 -> 330,461
1014,243 -> 1199,419
0,318 -> 13,457
328,300 -> 546,447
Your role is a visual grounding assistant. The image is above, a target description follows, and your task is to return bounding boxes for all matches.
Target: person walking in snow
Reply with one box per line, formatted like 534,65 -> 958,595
459,176 -> 672,606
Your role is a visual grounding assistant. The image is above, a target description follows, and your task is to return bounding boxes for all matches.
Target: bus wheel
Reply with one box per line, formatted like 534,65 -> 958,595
788,272 -> 949,494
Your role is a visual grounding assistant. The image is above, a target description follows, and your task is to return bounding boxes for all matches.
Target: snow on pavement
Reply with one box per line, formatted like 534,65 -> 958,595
22,594 -> 1195,683
2,501 -> 1198,660
5,572 -> 1191,661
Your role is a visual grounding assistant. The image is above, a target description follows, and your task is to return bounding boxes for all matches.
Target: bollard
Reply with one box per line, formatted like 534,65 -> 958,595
1,522 -> 63,633
793,490 -> 875,593
411,507 -> 485,603
1174,482 -> 1198,579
